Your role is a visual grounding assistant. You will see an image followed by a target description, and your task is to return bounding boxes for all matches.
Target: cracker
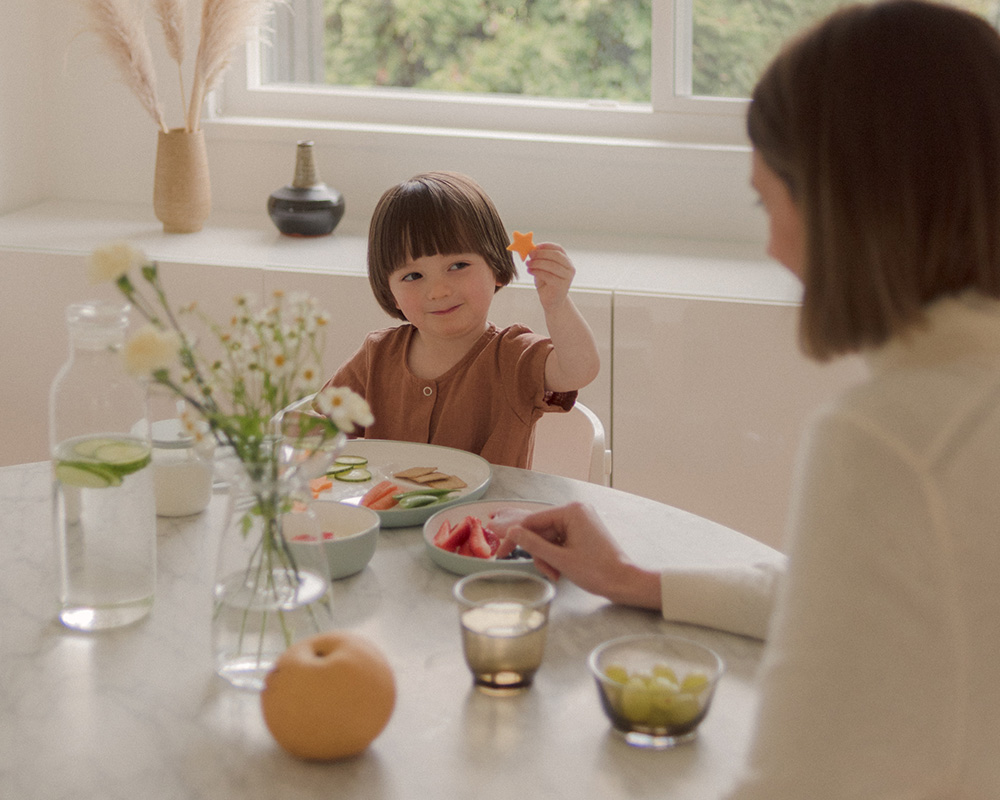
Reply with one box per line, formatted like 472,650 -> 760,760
407,471 -> 452,484
427,475 -> 467,491
393,466 -> 438,481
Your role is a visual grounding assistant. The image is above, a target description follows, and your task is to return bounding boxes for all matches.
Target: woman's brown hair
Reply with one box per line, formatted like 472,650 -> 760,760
367,171 -> 517,320
748,0 -> 1000,360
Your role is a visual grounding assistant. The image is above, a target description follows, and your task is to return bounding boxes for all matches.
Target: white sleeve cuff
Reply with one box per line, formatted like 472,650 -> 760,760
659,558 -> 786,641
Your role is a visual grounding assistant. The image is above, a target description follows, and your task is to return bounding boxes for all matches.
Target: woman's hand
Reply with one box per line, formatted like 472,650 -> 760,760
497,502 -> 662,610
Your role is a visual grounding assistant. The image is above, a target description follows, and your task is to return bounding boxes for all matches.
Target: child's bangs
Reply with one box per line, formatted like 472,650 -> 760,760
385,195 -> 480,267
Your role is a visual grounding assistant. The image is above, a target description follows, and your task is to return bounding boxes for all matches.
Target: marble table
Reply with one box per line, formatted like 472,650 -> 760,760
0,461 -> 777,800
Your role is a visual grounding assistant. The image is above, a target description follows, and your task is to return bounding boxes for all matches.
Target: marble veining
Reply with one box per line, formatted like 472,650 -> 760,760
0,461 -> 774,800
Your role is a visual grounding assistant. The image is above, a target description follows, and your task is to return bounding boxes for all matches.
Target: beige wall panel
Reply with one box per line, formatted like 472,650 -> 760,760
612,292 -> 866,550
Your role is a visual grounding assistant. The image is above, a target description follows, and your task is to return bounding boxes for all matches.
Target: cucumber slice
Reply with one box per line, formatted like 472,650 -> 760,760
71,437 -> 121,459
334,467 -> 373,482
335,455 -> 369,467
92,441 -> 152,478
93,440 -> 149,464
324,463 -> 354,477
55,461 -> 122,489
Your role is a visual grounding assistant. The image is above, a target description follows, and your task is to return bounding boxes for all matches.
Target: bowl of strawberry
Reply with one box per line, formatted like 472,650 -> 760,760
285,501 -> 381,580
422,500 -> 551,576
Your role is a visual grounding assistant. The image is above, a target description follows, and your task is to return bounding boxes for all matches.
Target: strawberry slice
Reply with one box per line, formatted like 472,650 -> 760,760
432,520 -> 452,546
457,538 -> 475,557
467,517 -> 493,559
483,525 -> 500,556
435,517 -> 471,552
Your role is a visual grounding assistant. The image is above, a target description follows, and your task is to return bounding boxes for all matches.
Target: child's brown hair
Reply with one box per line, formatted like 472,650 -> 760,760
367,171 -> 518,320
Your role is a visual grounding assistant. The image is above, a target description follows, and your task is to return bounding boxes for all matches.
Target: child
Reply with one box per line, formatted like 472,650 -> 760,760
320,171 -> 600,469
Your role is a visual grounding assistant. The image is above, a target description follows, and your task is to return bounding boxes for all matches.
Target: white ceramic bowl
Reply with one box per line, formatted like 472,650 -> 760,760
422,499 -> 551,576
285,501 -> 380,580
588,633 -> 724,749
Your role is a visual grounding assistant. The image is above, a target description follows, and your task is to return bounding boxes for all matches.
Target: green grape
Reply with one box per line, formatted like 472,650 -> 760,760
665,693 -> 702,726
621,677 -> 653,723
680,671 -> 710,694
652,663 -> 679,684
603,664 -> 629,685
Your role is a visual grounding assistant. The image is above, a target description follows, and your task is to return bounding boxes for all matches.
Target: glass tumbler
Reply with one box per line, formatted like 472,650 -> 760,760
454,570 -> 556,694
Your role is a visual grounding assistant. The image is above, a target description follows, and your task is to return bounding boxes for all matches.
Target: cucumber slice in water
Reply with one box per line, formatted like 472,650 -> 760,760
93,440 -> 152,475
55,461 -> 122,488
71,437 -> 122,459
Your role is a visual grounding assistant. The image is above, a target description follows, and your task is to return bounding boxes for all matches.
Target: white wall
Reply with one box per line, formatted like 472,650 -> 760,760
0,0 -> 49,213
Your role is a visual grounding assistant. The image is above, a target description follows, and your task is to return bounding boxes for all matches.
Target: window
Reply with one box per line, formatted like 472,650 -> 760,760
222,0 -> 1000,146
211,0 -> 1000,243
220,0 -> 746,146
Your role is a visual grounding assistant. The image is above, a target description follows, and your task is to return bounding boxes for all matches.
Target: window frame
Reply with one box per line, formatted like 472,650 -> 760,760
214,0 -> 751,148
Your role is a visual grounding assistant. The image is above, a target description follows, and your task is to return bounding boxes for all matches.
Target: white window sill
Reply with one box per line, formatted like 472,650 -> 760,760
0,199 -> 801,304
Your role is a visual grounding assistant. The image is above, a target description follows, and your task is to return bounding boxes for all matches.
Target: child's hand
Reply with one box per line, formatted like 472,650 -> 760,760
526,243 -> 575,311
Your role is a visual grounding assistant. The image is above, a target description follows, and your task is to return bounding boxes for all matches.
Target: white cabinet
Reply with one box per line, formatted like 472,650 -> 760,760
612,292 -> 866,549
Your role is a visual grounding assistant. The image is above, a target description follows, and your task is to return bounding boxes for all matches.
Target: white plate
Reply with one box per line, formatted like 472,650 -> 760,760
312,440 -> 492,528
423,499 -> 552,576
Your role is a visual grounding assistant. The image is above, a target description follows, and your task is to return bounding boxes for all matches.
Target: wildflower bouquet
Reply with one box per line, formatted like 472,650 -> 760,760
89,241 -> 371,471
89,241 -> 373,687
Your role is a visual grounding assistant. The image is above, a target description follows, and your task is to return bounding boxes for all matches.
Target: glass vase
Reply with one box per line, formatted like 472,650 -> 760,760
211,437 -> 343,690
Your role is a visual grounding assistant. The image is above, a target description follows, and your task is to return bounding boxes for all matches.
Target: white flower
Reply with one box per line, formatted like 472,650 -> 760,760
123,324 -> 181,376
88,242 -> 147,284
315,386 -> 374,433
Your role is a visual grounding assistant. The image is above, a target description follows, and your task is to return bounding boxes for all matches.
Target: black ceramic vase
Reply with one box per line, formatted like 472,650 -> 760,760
267,141 -> 345,236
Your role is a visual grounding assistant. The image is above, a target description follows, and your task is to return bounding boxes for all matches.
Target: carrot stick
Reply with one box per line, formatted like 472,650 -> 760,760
309,477 -> 333,498
361,480 -> 399,508
368,492 -> 400,511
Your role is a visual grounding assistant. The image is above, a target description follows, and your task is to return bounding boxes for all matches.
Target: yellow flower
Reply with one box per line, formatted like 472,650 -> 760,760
88,241 -> 147,284
123,324 -> 181,376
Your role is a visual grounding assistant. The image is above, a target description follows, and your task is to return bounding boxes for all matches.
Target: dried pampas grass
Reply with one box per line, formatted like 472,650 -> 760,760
82,0 -> 168,132
187,0 -> 272,132
80,0 -> 274,132
152,0 -> 187,112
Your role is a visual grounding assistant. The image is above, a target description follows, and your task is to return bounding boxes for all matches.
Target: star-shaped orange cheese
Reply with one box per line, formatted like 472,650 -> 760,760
506,231 -> 535,261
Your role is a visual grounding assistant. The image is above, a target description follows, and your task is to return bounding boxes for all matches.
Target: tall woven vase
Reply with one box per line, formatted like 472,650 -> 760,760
153,128 -> 211,233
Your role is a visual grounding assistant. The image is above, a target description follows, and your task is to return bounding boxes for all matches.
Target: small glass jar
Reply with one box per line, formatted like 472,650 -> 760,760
151,418 -> 215,517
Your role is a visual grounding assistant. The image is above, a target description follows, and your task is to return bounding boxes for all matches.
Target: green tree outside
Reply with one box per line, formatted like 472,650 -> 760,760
318,0 -> 1000,101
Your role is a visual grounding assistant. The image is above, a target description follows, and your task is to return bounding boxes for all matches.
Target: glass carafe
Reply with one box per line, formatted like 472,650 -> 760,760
49,302 -> 156,631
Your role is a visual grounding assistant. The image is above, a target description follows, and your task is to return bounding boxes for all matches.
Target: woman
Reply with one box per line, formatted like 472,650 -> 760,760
498,2 -> 1000,796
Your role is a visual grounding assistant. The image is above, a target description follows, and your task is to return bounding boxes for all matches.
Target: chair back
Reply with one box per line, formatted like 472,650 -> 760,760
531,402 -> 611,486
